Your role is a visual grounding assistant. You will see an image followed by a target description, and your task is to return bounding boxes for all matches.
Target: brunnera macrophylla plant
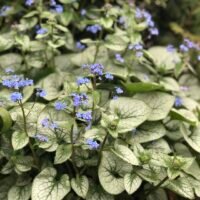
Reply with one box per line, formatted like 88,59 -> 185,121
1,1 -> 200,200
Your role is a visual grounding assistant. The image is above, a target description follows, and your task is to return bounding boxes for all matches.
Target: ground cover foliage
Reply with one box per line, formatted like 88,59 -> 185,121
1,0 -> 200,199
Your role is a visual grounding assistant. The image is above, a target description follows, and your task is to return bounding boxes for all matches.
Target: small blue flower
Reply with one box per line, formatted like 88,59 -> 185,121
36,28 -> 48,35
115,87 -> 123,94
129,43 -> 143,50
166,44 -> 175,53
25,0 -> 34,6
71,93 -> 88,107
115,54 -> 124,63
36,88 -> 46,97
118,16 -> 125,24
179,44 -> 189,52
54,101 -> 67,110
5,68 -> 14,74
50,122 -> 58,129
80,9 -> 86,16
77,77 -> 90,86
135,51 -> 143,57
197,55 -> 200,61
76,111 -> 92,122
41,118 -> 49,128
105,72 -> 114,80
174,96 -> 183,107
184,38 -> 195,49
113,95 -> 118,100
149,27 -> 159,35
76,41 -> 86,50
135,8 -> 143,19
90,63 -> 104,76
50,0 -> 57,6
0,6 -> 11,16
54,4 -> 63,13
10,92 -> 23,102
34,134 -> 48,142
86,138 -> 99,150
86,24 -> 102,34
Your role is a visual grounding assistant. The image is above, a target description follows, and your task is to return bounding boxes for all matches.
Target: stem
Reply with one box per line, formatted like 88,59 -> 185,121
70,111 -> 79,175
97,131 -> 108,166
144,176 -> 168,198
19,101 -> 39,169
93,30 -> 103,64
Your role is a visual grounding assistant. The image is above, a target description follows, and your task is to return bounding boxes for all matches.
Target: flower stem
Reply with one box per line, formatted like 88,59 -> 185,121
19,101 -> 39,169
97,131 -> 108,166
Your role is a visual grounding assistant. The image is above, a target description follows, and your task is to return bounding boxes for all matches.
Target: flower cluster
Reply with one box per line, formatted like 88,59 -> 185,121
129,43 -> 143,57
34,134 -> 48,142
0,5 -> 11,16
10,92 -> 23,102
166,44 -> 176,53
86,139 -> 99,150
76,77 -> 90,86
76,42 -> 86,50
76,111 -> 92,122
105,72 -> 114,80
174,96 -> 183,107
115,54 -> 124,63
25,0 -> 34,6
50,0 -> 63,13
86,24 -> 102,34
179,38 -> 199,52
71,93 -> 88,107
41,118 -> 58,129
36,88 -> 46,97
36,27 -> 48,35
2,75 -> 33,89
135,7 -> 159,36
54,101 -> 67,111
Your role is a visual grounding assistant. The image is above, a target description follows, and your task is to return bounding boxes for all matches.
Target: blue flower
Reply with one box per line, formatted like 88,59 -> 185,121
118,16 -> 125,24
184,38 -> 195,49
34,134 -> 48,142
25,0 -> 34,6
135,8 -> 143,19
51,4 -> 63,13
80,9 -> 86,16
115,87 -> 123,94
135,51 -> 143,57
129,43 -> 143,50
36,27 -> 48,35
76,77 -> 90,86
90,63 -> 104,76
2,75 -> 33,89
76,111 -> 92,122
36,88 -> 46,97
71,93 -> 88,107
76,41 -> 86,50
0,6 -> 11,16
50,0 -> 57,6
197,55 -> 200,61
54,101 -> 67,110
115,54 -> 124,63
166,44 -> 175,53
86,139 -> 99,150
86,24 -> 102,34
149,27 -> 159,35
105,72 -> 114,80
5,68 -> 14,74
41,118 -> 49,128
179,44 -> 189,52
10,92 -> 23,102
50,122 -> 58,129
174,96 -> 183,107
